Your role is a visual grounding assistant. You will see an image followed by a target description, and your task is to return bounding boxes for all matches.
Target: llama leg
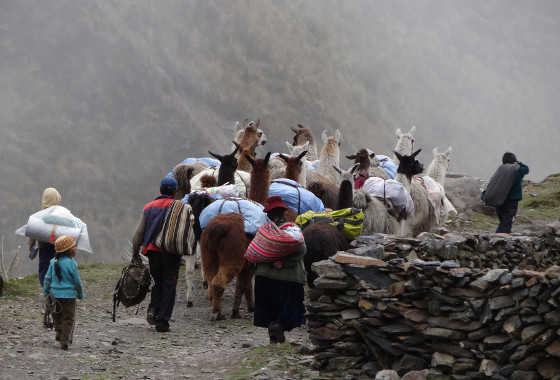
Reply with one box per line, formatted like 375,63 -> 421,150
195,244 -> 207,289
231,263 -> 254,318
183,255 -> 196,307
210,270 -> 235,321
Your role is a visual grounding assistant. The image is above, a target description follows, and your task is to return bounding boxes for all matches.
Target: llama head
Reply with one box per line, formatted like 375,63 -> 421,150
332,163 -> 359,184
280,150 -> 308,184
291,124 -> 315,146
346,149 -> 371,172
234,117 -> 267,147
172,164 -> 195,199
395,148 -> 424,180
394,125 -> 416,158
320,130 -> 341,156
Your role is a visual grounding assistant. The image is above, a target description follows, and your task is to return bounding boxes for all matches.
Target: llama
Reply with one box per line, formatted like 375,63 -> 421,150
198,150 -> 272,321
392,125 -> 416,166
423,146 -> 456,226
333,163 -> 359,210
426,147 -> 452,187
200,214 -> 254,321
190,146 -> 251,196
353,188 -> 400,236
346,149 -> 389,180
291,124 -> 319,161
394,149 -> 437,237
172,164 -> 195,200
182,193 -> 215,307
302,222 -> 349,288
233,140 -> 258,173
233,118 -> 267,148
316,130 -> 342,186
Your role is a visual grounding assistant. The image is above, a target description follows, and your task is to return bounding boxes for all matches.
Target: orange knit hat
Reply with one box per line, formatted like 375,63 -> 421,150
55,236 -> 76,253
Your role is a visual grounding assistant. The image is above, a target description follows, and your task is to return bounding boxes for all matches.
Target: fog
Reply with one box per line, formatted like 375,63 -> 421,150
1,0 -> 559,278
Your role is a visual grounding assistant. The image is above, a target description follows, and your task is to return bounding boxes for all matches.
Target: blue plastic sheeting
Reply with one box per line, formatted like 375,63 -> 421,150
199,198 -> 267,235
166,157 -> 221,177
269,179 -> 326,215
376,155 -> 397,179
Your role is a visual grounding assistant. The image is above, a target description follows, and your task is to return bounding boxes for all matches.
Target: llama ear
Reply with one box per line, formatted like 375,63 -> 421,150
232,140 -> 242,150
243,119 -> 249,129
412,148 -> 422,158
285,141 -> 293,152
394,151 -> 403,161
208,150 -> 222,161
409,125 -> 416,136
297,124 -> 305,129
245,152 -> 255,166
230,143 -> 240,156
396,128 -> 402,136
335,130 -> 341,142
297,150 -> 308,162
444,147 -> 452,156
234,121 -> 242,132
254,117 -> 260,128
433,147 -> 439,157
302,141 -> 310,150
278,153 -> 289,163
290,125 -> 299,134
322,130 -> 328,143
351,163 -> 360,174
346,154 -> 356,160
332,164 -> 342,175
263,152 -> 272,164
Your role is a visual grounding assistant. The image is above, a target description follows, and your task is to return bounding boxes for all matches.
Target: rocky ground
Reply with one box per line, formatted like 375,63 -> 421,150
0,272 -> 311,380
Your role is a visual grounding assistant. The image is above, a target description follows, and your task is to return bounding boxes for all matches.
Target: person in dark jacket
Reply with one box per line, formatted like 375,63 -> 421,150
483,152 -> 529,233
131,176 -> 180,332
253,196 -> 307,344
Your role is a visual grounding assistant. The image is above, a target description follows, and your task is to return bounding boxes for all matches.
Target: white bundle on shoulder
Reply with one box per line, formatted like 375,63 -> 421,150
15,206 -> 92,253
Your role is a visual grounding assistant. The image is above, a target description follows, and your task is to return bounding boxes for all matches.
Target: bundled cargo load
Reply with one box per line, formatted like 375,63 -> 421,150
295,207 -> 364,241
244,222 -> 304,263
199,198 -> 267,235
15,206 -> 92,252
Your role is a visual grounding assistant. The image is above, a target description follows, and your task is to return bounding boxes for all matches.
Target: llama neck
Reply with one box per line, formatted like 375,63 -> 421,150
249,170 -> 270,206
427,163 -> 446,187
395,172 -> 412,192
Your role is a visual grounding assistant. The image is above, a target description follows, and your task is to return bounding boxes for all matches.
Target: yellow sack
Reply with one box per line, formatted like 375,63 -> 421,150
295,208 -> 364,241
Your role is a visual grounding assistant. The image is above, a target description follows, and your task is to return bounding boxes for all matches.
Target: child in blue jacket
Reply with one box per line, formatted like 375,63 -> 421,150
43,235 -> 85,350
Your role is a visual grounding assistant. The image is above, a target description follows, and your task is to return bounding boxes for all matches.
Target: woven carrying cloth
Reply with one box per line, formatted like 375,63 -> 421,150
154,200 -> 195,256
244,222 -> 304,263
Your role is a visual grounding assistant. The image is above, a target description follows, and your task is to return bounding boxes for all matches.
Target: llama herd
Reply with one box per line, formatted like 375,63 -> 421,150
169,118 -> 455,320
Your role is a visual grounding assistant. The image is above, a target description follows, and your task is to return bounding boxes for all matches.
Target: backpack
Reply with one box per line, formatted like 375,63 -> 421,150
112,256 -> 151,321
483,163 -> 519,207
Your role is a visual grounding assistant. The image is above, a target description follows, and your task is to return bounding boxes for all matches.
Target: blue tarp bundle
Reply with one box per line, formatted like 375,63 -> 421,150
376,155 -> 397,179
167,157 -> 222,177
269,179 -> 326,215
199,198 -> 267,235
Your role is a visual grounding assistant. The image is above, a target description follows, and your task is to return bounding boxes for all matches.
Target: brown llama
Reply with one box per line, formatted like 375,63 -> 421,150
346,149 -> 389,180
172,165 -> 195,200
198,150 -> 272,321
302,222 -> 349,288
233,118 -> 267,148
233,140 -> 258,173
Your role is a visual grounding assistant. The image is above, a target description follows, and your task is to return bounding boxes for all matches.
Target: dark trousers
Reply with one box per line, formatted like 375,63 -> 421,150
53,298 -> 76,346
38,244 -> 56,287
496,199 -> 519,233
147,251 -> 181,330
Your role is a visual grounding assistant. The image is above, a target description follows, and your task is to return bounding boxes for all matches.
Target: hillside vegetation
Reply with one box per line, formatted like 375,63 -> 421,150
1,1 -> 559,275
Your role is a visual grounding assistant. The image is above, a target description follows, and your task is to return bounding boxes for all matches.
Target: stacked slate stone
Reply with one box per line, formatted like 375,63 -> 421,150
350,224 -> 560,272
306,230 -> 560,379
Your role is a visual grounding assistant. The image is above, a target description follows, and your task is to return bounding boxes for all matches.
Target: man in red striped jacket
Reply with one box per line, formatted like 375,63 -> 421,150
131,176 -> 180,332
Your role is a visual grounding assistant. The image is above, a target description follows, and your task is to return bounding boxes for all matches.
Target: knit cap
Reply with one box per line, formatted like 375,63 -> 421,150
55,235 -> 76,253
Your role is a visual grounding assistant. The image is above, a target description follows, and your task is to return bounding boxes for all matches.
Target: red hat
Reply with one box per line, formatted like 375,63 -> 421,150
263,195 -> 289,212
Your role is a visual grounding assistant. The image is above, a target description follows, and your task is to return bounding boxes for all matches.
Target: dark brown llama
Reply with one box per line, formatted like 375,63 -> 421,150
198,150 -> 272,321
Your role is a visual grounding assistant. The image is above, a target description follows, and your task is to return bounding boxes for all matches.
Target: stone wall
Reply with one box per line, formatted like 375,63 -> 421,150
306,225 -> 560,379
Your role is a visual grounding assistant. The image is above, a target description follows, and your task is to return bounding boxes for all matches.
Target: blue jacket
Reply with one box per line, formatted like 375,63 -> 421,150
43,256 -> 85,299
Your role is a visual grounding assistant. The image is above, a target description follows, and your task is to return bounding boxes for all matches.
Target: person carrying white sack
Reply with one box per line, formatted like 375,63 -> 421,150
28,188 -> 63,286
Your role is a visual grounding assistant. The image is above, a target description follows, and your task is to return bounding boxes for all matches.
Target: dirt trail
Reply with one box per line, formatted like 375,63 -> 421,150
0,272 -> 308,380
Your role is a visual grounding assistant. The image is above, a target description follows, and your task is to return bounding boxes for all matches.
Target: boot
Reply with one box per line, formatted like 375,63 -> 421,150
268,322 -> 285,344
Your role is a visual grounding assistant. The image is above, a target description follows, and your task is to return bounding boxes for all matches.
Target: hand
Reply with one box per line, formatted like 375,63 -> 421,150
29,247 -> 38,260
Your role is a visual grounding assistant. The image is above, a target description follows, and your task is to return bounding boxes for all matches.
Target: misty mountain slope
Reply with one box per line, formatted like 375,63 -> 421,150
1,0 -> 559,274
